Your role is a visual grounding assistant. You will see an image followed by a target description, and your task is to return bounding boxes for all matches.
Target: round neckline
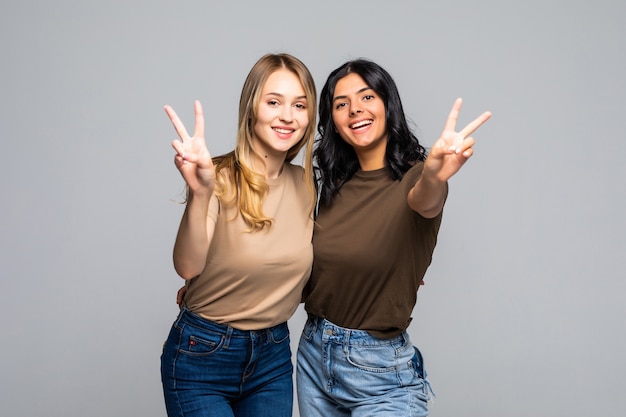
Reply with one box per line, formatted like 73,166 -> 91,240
266,165 -> 288,185
354,166 -> 387,179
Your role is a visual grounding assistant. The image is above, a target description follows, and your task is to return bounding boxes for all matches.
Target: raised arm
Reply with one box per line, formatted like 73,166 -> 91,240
408,98 -> 491,218
165,100 -> 217,279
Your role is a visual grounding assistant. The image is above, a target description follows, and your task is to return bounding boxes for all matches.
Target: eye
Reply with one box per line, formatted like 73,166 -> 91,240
267,100 -> 280,106
363,94 -> 375,101
295,102 -> 307,110
334,102 -> 347,110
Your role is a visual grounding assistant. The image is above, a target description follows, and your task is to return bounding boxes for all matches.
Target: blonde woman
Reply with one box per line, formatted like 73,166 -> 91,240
161,53 -> 316,417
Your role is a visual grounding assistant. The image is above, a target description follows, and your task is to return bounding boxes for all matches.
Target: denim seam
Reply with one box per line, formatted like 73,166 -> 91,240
172,322 -> 184,417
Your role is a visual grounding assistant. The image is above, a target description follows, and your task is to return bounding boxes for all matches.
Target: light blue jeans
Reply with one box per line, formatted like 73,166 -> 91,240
161,307 -> 293,417
296,315 -> 432,417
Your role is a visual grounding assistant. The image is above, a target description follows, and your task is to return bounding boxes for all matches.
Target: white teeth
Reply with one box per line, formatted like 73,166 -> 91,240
350,120 -> 372,129
274,128 -> 294,134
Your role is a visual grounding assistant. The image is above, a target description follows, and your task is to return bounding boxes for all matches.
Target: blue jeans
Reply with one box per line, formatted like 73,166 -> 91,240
161,307 -> 293,417
296,315 -> 432,417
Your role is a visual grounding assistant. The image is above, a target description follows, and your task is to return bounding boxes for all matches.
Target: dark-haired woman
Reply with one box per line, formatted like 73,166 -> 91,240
296,59 -> 491,416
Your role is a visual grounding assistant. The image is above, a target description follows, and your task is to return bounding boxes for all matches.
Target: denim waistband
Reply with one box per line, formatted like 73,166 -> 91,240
176,306 -> 287,339
307,314 -> 435,398
307,314 -> 408,347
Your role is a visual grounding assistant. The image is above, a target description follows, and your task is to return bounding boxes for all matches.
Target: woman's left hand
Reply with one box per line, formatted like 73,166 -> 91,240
424,98 -> 491,182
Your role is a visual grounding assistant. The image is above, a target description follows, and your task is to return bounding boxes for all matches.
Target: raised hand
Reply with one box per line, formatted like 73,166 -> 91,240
164,100 -> 215,194
424,98 -> 491,182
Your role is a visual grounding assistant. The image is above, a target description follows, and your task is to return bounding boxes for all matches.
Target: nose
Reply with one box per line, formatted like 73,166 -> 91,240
280,105 -> 293,123
349,104 -> 362,116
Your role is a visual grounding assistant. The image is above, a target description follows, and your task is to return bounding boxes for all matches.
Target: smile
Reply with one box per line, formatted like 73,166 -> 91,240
350,120 -> 372,129
273,127 -> 295,134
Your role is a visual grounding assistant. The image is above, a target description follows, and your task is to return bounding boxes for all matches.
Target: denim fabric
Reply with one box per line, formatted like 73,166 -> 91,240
161,307 -> 293,417
296,316 -> 432,417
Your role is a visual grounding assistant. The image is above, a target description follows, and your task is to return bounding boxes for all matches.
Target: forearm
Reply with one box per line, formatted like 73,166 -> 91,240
407,173 -> 447,218
172,190 -> 213,279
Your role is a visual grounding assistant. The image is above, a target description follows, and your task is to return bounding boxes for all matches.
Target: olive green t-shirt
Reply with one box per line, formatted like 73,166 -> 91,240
303,162 -> 445,338
184,163 -> 314,330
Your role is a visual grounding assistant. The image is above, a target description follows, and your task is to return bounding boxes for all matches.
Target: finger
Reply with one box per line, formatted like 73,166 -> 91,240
172,143 -> 200,165
174,153 -> 186,169
458,110 -> 492,138
446,135 -> 475,155
458,136 -> 475,155
171,140 -> 184,157
164,105 -> 190,141
462,147 -> 474,158
193,100 -> 205,139
443,98 -> 463,132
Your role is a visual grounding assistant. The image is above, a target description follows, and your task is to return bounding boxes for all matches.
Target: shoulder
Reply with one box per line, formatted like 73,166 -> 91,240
283,162 -> 304,173
282,163 -> 306,180
405,161 -> 425,177
401,161 -> 425,187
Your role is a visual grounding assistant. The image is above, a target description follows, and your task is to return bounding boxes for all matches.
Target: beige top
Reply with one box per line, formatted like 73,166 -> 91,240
184,163 -> 313,330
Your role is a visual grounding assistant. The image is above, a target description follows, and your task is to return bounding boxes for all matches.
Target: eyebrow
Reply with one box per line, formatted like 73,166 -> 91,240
265,92 -> 307,100
333,86 -> 372,103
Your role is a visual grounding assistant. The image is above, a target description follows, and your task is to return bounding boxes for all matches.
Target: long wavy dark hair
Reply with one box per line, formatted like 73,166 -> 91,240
314,59 -> 427,206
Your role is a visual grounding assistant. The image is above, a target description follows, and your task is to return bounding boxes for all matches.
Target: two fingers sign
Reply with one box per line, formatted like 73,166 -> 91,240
440,97 -> 492,158
164,100 -> 214,190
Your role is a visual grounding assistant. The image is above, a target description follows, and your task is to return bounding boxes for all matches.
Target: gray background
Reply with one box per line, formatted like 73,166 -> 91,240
1,1 -> 624,416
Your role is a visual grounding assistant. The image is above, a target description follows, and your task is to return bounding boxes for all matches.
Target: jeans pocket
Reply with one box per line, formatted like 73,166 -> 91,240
346,344 -> 397,373
268,323 -> 290,344
409,346 -> 426,379
178,326 -> 225,356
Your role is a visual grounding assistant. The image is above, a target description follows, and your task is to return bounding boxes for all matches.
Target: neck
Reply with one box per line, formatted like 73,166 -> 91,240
252,152 -> 286,179
356,150 -> 385,171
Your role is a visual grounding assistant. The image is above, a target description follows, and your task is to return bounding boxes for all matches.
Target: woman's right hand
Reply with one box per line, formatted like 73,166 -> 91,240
176,285 -> 187,309
164,100 -> 215,194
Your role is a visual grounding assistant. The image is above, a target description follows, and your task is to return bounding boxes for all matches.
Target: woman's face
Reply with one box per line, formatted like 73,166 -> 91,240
331,72 -> 388,166
252,68 -> 309,158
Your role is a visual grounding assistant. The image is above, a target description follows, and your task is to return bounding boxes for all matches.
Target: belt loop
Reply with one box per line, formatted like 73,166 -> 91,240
223,325 -> 233,349
307,313 -> 319,329
174,303 -> 188,327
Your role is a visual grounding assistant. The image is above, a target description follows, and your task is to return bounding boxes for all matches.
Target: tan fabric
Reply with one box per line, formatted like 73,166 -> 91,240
304,162 -> 445,339
185,163 -> 313,330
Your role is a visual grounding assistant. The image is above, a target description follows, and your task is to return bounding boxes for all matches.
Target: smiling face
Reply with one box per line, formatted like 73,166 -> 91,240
252,68 -> 309,159
332,72 -> 388,169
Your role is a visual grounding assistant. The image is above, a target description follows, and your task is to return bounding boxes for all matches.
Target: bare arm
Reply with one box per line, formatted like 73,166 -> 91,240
408,98 -> 491,218
172,191 -> 215,279
165,100 -> 217,279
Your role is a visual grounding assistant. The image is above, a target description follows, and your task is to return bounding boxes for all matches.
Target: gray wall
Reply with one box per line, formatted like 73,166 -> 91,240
1,1 -> 624,416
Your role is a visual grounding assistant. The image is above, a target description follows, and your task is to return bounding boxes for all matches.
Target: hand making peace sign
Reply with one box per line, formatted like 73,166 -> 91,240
424,98 -> 492,182
164,100 -> 215,194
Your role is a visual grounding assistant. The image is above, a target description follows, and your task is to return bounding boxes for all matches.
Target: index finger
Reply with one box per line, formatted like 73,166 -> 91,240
443,97 -> 463,132
164,104 -> 190,141
458,110 -> 492,138
193,100 -> 205,139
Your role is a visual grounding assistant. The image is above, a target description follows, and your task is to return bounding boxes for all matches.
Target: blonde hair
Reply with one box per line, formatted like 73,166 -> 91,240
212,53 -> 317,232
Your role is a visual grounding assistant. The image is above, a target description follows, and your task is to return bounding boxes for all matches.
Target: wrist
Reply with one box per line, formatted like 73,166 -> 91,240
187,186 -> 213,201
